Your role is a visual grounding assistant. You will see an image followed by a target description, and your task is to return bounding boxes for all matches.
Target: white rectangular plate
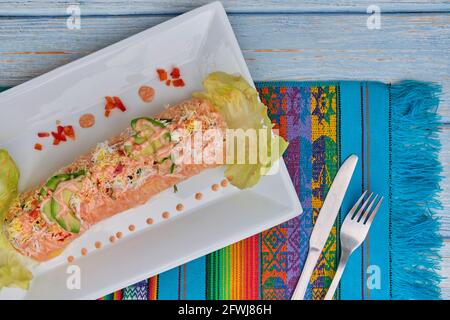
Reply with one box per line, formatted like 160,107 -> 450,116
0,2 -> 302,299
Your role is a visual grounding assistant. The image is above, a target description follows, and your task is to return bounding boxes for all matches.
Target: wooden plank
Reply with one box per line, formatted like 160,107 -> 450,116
439,126 -> 450,238
0,13 -> 449,116
0,0 -> 449,16
440,241 -> 450,299
0,13 -> 450,117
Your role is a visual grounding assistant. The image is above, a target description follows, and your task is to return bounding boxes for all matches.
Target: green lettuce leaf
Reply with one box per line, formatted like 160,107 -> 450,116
0,149 -> 19,217
0,149 -> 32,290
0,250 -> 32,290
194,72 -> 288,189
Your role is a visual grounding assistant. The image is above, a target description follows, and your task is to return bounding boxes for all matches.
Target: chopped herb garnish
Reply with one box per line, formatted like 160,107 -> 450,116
173,185 -> 178,193
170,163 -> 176,174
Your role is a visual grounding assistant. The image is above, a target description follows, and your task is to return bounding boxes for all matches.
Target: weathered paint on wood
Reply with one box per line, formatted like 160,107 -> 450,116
0,0 -> 449,16
0,13 -> 449,117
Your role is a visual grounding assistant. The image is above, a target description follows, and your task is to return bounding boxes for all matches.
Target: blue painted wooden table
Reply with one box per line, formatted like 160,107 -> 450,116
0,0 -> 449,297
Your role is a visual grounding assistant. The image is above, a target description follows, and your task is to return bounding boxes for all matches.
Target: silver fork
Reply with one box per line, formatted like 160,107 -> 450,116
324,191 -> 383,300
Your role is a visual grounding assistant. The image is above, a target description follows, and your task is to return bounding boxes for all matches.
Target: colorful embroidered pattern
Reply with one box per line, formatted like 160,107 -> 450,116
101,83 -> 339,300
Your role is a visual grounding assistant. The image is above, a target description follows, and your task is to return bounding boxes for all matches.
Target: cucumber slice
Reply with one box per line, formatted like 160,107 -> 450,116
50,189 -> 81,234
65,212 -> 81,234
62,189 -> 72,203
46,175 -> 67,191
131,117 -> 166,130
124,144 -> 133,155
45,169 -> 86,191
163,132 -> 171,141
51,198 -> 67,230
41,199 -> 54,222
151,139 -> 162,150
133,135 -> 147,145
140,143 -> 156,156
139,139 -> 163,157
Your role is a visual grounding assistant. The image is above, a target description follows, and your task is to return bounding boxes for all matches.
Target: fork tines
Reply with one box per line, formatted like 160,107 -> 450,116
348,191 -> 383,225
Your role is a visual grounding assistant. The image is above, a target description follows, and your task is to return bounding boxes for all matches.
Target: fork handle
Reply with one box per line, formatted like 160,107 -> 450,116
324,250 -> 350,300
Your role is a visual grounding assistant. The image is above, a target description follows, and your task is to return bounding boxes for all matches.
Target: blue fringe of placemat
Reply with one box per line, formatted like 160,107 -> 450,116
390,81 -> 443,299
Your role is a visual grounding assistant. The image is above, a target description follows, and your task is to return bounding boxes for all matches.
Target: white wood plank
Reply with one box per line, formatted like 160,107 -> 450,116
0,0 -> 449,16
439,126 -> 450,237
440,241 -> 450,299
0,13 -> 449,117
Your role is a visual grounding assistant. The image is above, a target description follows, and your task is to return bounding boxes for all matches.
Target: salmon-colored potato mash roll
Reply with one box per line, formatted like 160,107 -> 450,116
3,98 -> 226,261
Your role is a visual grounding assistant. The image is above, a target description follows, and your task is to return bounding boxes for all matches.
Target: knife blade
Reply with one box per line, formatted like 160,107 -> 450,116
291,154 -> 358,300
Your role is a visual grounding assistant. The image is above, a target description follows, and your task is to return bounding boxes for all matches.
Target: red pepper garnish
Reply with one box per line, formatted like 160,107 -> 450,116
29,209 -> 39,219
158,66 -> 184,87
113,97 -> 127,112
47,124 -> 76,145
114,164 -> 124,175
156,69 -> 168,81
34,143 -> 43,151
55,126 -> 67,141
105,96 -> 115,109
38,132 -> 50,138
63,125 -> 75,140
51,131 -> 65,143
172,79 -> 185,87
170,67 -> 180,79
104,96 -> 126,117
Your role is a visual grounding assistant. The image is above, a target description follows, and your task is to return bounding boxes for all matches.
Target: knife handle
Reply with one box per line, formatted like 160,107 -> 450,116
291,248 -> 321,300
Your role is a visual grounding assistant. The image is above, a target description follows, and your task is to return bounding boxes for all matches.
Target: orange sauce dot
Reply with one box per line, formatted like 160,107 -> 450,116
67,256 -> 74,263
79,113 -> 96,128
109,236 -> 116,243
176,203 -> 184,211
116,232 -> 123,239
211,184 -> 219,191
128,224 -> 136,232
146,218 -> 154,225
95,241 -> 102,249
195,192 -> 203,200
220,179 -> 228,188
227,176 -> 233,182
81,248 -> 88,256
138,85 -> 155,103
162,211 -> 170,219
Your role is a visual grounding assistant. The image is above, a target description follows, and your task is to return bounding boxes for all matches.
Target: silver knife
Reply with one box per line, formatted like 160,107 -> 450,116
291,154 -> 358,300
